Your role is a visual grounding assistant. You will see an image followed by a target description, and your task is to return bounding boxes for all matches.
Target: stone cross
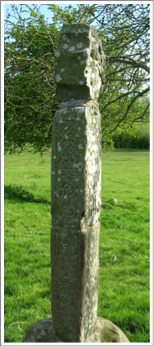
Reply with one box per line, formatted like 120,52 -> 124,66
51,24 -> 102,343
23,24 -> 129,343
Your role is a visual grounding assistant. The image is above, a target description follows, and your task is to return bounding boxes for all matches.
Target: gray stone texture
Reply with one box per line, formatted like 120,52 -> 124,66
23,24 -> 129,343
51,24 -> 102,342
23,317 -> 129,343
54,24 -> 104,101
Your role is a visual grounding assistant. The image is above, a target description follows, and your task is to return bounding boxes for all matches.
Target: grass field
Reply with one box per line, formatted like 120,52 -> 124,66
4,150 -> 150,343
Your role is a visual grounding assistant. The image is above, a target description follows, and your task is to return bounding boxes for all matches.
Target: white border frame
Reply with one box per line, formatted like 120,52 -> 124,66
1,1 -> 153,346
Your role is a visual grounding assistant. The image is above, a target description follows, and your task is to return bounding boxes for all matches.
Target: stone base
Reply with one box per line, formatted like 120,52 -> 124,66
23,317 -> 129,343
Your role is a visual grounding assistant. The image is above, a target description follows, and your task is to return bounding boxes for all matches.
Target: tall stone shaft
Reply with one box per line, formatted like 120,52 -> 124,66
51,24 -> 103,342
23,23 -> 129,345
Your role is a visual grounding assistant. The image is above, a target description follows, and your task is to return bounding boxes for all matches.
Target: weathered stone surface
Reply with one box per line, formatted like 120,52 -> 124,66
50,23 -> 129,343
51,223 -> 100,342
23,317 -> 129,343
54,24 -> 104,101
23,24 -> 129,344
51,26 -> 104,340
51,101 -> 101,342
86,317 -> 129,343
51,100 -> 101,230
23,318 -> 60,343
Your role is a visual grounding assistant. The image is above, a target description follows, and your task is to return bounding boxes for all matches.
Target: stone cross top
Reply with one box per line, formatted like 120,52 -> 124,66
23,24 -> 129,343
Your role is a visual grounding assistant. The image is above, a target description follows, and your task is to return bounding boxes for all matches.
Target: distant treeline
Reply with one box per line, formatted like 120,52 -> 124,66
112,123 -> 149,149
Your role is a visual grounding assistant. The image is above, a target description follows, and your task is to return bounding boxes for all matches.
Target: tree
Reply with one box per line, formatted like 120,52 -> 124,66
4,5 -> 59,153
4,4 -> 150,153
51,4 -> 150,132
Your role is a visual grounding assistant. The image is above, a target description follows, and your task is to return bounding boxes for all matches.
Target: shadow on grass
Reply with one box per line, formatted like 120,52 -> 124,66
4,184 -> 50,205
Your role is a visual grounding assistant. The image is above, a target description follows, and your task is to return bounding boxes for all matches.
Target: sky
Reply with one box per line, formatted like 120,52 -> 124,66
4,3 -> 78,24
4,4 -> 55,23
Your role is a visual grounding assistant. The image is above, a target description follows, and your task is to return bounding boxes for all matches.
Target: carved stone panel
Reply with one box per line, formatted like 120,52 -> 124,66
51,230 -> 83,342
54,24 -> 104,101
51,100 -> 101,231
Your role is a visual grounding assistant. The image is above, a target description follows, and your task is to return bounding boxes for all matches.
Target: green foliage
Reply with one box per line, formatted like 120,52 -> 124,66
4,4 -> 150,153
4,150 -> 149,342
48,4 -> 95,27
5,5 -> 59,154
102,133 -> 114,151
51,4 -> 150,134
112,123 -> 149,149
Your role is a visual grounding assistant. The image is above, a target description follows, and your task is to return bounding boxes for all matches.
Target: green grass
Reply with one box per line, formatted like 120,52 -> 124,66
4,150 -> 150,342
